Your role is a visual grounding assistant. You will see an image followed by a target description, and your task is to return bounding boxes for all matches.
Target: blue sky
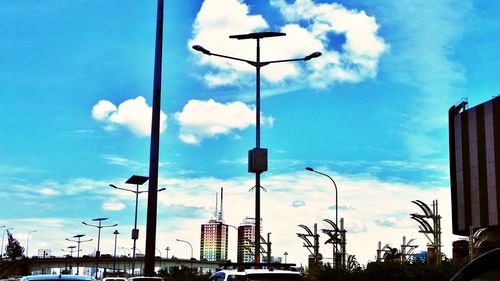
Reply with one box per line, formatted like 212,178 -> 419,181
1,0 -> 499,266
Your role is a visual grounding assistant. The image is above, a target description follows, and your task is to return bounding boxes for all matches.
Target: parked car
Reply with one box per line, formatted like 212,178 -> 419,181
102,278 -> 127,281
208,264 -> 301,281
20,275 -> 96,281
126,277 -> 163,281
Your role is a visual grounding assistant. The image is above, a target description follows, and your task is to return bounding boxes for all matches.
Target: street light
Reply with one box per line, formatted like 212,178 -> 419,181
109,175 -> 166,275
66,234 -> 92,275
176,239 -> 193,268
26,230 -> 37,258
61,246 -> 78,257
193,32 -> 321,264
305,166 -> 339,266
82,218 -> 118,279
82,218 -> 118,258
1,227 -> 13,259
283,252 -> 288,264
113,230 -> 119,274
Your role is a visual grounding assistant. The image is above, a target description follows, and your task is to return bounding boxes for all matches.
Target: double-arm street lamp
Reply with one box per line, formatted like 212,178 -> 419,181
82,218 -> 117,278
176,239 -> 193,268
66,234 -> 92,274
110,175 -> 166,275
82,218 -> 118,258
305,167 -> 339,266
61,245 -> 78,257
193,32 -> 321,263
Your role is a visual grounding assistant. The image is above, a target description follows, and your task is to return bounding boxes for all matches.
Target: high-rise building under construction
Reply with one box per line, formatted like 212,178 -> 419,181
200,188 -> 228,261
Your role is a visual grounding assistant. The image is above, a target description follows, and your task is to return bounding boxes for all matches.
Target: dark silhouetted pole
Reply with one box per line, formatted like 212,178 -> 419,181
144,0 -> 164,276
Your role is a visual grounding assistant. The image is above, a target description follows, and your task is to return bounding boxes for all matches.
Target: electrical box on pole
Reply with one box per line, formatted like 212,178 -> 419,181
248,148 -> 268,173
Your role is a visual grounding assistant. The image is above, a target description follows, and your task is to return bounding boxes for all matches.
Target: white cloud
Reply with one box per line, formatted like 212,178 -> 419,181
103,154 -> 145,170
92,100 -> 116,120
102,202 -> 126,211
39,188 -> 57,196
175,99 -> 273,144
92,96 -> 167,137
190,0 -> 387,88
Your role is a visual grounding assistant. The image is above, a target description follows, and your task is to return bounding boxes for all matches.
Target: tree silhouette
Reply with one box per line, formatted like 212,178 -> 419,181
5,230 -> 24,260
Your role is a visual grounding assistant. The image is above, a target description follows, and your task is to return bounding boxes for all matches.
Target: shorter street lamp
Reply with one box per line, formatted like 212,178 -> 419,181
82,218 -> 117,279
110,174 -> 166,275
305,167 -> 339,267
113,230 -> 119,273
61,246 -> 78,257
26,230 -> 37,258
66,234 -> 92,275
176,239 -> 193,268
82,218 -> 118,258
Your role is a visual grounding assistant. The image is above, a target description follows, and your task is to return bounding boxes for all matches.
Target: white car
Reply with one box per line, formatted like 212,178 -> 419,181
126,277 -> 163,281
102,278 -> 127,281
209,268 -> 301,281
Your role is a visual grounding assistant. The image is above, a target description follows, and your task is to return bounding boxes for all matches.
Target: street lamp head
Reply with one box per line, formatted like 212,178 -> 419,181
113,230 -> 119,235
305,167 -> 314,172
192,45 -> 211,55
93,217 -> 109,222
304,52 -> 322,61
109,184 -> 118,189
158,187 -> 166,192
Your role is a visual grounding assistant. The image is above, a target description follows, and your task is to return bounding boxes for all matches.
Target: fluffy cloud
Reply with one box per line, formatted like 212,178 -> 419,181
175,99 -> 273,144
190,0 -> 387,88
92,96 -> 167,137
102,202 -> 126,211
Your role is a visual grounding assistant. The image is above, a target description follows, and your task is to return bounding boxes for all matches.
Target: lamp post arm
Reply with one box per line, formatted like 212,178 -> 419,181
82,222 -> 100,228
110,184 -> 138,194
201,51 -> 254,65
261,57 -> 309,65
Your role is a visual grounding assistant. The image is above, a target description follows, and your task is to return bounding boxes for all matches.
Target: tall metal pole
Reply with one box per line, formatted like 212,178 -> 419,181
254,38 -> 261,264
176,239 -> 193,268
132,184 -> 139,275
192,34 -> 321,266
26,230 -> 37,258
66,234 -> 92,275
144,0 -> 164,275
113,230 -> 119,274
306,167 -> 338,266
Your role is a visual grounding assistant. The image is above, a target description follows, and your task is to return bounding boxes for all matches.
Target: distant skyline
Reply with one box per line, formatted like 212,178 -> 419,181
1,0 -> 499,266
